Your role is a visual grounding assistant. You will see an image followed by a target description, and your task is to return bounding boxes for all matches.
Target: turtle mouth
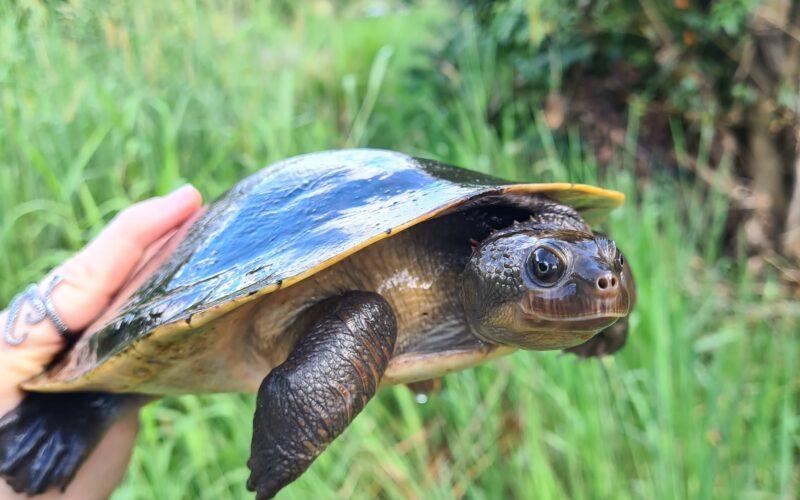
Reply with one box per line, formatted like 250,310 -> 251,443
519,307 -> 628,323
517,295 -> 629,332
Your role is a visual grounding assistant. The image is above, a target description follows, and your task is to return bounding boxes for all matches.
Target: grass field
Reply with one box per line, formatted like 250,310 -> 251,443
1,1 -> 797,499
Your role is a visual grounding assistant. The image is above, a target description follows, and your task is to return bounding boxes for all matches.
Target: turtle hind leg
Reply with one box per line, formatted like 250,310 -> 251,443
247,291 -> 397,499
0,391 -> 145,495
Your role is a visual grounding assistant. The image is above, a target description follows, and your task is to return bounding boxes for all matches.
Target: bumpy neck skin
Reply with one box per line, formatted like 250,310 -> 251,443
525,198 -> 590,233
489,195 -> 591,236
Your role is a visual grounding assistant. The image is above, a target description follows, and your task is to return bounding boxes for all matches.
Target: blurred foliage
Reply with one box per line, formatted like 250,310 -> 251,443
425,0 -> 800,263
426,0 -> 775,135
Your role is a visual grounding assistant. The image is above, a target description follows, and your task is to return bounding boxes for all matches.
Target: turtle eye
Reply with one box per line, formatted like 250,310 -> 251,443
616,251 -> 625,269
528,247 -> 564,286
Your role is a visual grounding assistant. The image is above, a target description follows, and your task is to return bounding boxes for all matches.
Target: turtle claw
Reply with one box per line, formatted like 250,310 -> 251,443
245,467 -> 282,500
0,392 -> 144,495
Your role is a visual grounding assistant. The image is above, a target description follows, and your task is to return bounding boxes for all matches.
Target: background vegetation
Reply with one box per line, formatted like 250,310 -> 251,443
0,0 -> 797,498
431,0 -> 800,265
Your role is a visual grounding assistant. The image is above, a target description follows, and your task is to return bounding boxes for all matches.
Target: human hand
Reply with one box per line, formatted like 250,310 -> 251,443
0,185 -> 202,499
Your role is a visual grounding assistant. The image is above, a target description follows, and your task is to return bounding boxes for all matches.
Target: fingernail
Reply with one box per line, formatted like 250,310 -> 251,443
166,184 -> 203,207
168,184 -> 195,196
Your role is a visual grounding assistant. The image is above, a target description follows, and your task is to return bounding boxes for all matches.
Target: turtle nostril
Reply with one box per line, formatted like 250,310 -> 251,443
596,272 -> 618,293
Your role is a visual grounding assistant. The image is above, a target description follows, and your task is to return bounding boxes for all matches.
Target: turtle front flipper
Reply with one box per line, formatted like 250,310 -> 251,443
0,391 -> 146,495
247,291 -> 397,499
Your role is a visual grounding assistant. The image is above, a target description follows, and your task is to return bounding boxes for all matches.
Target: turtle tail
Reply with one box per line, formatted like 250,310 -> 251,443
0,391 -> 146,496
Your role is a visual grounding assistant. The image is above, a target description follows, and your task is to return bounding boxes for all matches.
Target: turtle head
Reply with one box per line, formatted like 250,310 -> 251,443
461,221 -> 634,350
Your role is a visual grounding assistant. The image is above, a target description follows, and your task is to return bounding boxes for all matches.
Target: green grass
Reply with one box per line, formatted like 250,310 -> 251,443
1,1 -> 797,499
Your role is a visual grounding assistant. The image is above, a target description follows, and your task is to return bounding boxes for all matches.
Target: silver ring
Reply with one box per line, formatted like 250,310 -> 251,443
3,274 -> 72,346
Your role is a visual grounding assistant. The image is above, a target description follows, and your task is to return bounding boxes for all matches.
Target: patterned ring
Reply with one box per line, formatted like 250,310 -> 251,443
40,274 -> 71,335
3,274 -> 72,346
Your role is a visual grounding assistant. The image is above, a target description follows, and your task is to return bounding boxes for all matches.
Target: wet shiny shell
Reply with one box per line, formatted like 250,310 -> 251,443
27,149 -> 623,390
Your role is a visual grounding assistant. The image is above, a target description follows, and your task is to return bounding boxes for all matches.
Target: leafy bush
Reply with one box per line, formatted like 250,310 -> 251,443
426,0 -> 800,262
435,0 -> 772,119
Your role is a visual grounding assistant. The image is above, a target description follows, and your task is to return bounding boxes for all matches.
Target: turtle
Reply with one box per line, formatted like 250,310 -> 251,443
0,149 -> 635,498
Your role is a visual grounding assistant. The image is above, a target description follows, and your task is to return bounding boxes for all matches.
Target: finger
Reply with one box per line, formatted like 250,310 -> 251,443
0,186 -> 202,382
58,414 -> 139,499
50,185 -> 202,331
135,230 -> 179,275
78,184 -> 203,295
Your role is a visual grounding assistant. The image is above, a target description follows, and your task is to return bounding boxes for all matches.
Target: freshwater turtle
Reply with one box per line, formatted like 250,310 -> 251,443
1,149 -> 635,498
